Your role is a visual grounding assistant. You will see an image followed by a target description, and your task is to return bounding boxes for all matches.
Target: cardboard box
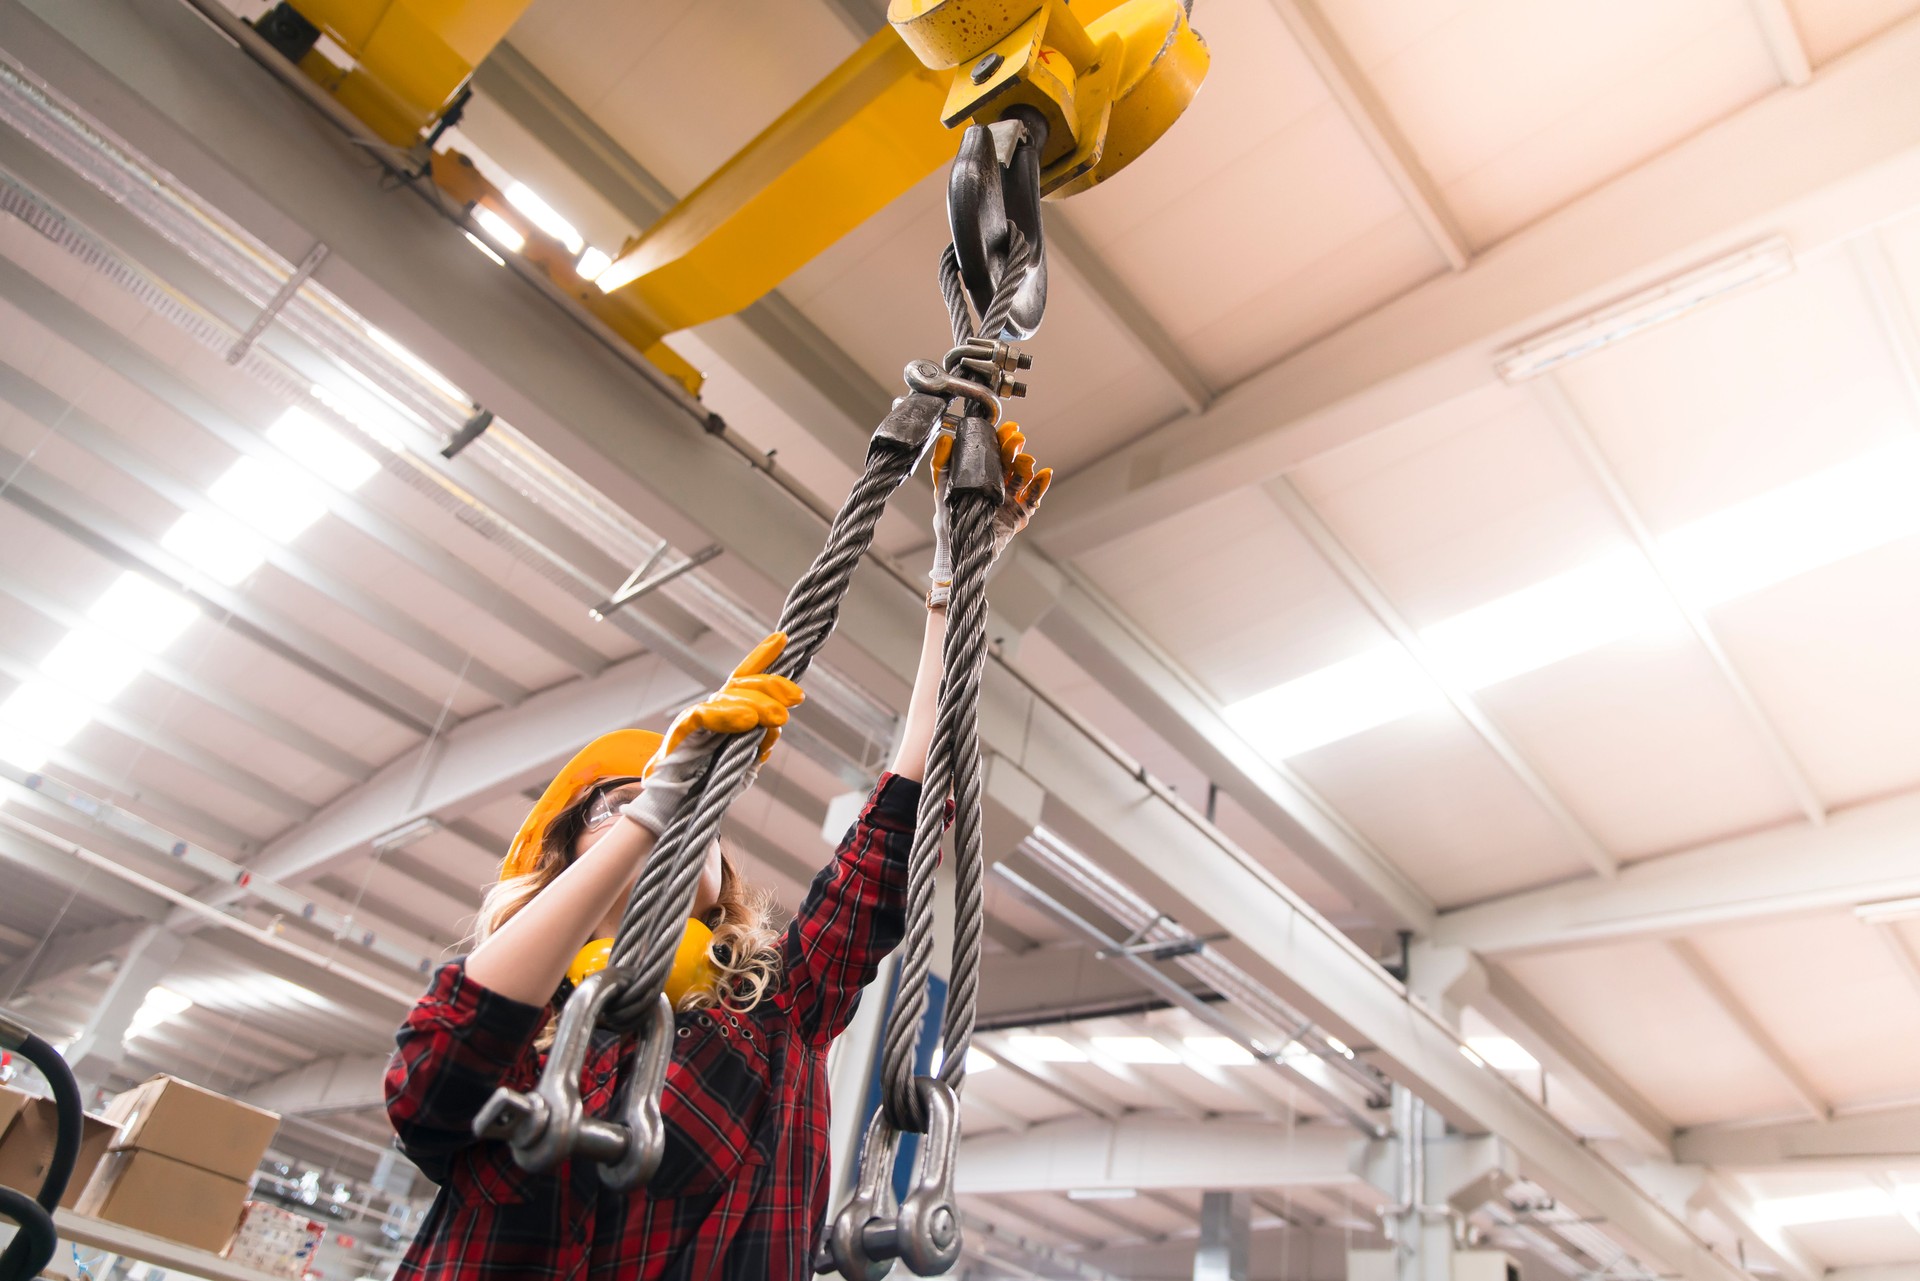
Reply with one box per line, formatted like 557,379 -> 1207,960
76,1148 -> 249,1254
104,1075 -> 278,1181
0,1086 -> 116,1209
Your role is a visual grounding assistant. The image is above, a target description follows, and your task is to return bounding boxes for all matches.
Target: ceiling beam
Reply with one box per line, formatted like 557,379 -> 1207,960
1033,9 -> 1920,557
1264,477 -> 1614,876
176,650 -> 701,919
1747,0 -> 1813,87
1669,940 -> 1827,1122
1676,1103 -> 1920,1171
1434,786 -> 1920,956
0,918 -> 144,999
1035,569 -> 1434,933
1261,0 -> 1470,269
958,1114 -> 1362,1195
242,1052 -> 389,1116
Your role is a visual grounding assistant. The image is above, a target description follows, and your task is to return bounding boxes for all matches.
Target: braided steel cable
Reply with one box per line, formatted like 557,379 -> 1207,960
876,229 -> 1030,1129
602,441 -> 923,1027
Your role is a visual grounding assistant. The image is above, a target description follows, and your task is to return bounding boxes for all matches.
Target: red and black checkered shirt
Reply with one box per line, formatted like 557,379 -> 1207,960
385,773 -> 924,1280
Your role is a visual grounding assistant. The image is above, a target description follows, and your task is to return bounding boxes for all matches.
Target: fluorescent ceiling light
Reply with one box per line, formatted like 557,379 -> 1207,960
1465,1036 -> 1539,1072
464,233 -> 507,266
87,573 -> 197,654
504,183 -> 584,255
1227,440 -> 1920,762
127,985 -> 193,1040
364,327 -> 469,404
470,205 -> 526,254
576,246 -> 613,281
268,408 -> 379,491
1756,1185 -> 1920,1228
209,456 -> 329,542
1420,550 -> 1676,690
1662,437 -> 1920,608
1494,239 -> 1794,382
1090,1036 -> 1182,1064
1324,1036 -> 1354,1059
1184,1036 -> 1255,1066
1003,1034 -> 1089,1063
0,679 -> 95,748
39,627 -> 148,703
964,1047 -> 998,1073
1224,647 -> 1444,761
1067,1188 -> 1137,1201
0,722 -> 52,772
161,511 -> 267,585
373,815 -> 443,851
1855,895 -> 1920,925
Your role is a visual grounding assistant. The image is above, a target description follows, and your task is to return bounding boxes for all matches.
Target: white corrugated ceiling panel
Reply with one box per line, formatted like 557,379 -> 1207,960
1325,0 -> 1779,247
1784,0 -> 1920,64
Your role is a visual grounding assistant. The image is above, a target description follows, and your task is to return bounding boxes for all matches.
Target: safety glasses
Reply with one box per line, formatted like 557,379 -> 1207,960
581,776 -> 646,834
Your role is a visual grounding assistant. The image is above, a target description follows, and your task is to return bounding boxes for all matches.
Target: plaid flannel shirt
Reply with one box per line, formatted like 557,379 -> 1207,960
385,773 -> 926,1281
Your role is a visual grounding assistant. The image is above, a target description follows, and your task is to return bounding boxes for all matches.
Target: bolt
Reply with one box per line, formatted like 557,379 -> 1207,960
930,1206 -> 956,1247
971,52 -> 1003,84
1015,352 -> 1034,370
1007,380 -> 1029,398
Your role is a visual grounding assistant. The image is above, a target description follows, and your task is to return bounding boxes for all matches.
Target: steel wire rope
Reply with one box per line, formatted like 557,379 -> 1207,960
875,227 -> 1031,1131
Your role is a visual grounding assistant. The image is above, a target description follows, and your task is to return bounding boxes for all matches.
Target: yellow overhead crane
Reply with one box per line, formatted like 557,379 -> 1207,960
247,0 -> 1207,395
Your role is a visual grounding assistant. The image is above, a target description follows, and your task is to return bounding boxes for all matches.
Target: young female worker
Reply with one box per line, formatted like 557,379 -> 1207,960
384,425 -> 1049,1280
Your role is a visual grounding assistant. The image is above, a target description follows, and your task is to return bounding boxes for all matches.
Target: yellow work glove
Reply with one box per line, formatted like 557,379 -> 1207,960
927,422 -> 1053,608
621,634 -> 803,835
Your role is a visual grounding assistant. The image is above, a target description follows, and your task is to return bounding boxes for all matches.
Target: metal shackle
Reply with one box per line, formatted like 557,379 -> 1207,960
895,1078 -> 964,1275
815,1108 -> 904,1279
598,994 -> 675,1189
473,967 -> 630,1171
903,359 -> 1001,427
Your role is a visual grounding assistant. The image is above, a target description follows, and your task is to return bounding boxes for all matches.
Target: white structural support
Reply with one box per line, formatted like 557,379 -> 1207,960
955,1116 -> 1363,1195
1747,0 -> 1813,86
1434,786 -> 1920,955
1037,569 -> 1435,933
1667,941 -> 1828,1122
1265,477 -> 1615,877
1261,0 -> 1470,270
1675,1104 -> 1920,1172
13,6 -> 1766,1273
244,1053 -> 391,1117
64,923 -> 185,1091
179,651 -> 701,915
1193,1190 -> 1252,1281
1034,10 -> 1920,556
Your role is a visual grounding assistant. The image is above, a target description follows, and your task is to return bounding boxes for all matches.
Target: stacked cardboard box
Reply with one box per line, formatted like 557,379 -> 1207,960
0,1086 -> 116,1209
77,1075 -> 280,1254
222,1200 -> 327,1278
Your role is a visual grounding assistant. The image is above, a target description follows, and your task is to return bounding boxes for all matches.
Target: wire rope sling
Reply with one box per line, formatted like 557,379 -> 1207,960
472,113 -> 1052,1275
0,1013 -> 85,1281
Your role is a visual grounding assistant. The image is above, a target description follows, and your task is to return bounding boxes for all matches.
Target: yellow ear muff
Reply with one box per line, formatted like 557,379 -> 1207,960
565,919 -> 716,1007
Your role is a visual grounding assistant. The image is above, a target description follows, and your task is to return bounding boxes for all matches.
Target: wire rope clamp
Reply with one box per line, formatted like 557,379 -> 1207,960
870,390 -> 946,459
597,993 -> 674,1189
944,413 -> 1006,507
473,967 -> 627,1171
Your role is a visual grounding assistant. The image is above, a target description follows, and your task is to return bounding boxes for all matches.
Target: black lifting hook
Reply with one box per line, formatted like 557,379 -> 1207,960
947,107 -> 1049,342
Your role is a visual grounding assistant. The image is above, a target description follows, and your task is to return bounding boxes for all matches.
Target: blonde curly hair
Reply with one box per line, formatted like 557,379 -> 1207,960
472,779 -> 783,1031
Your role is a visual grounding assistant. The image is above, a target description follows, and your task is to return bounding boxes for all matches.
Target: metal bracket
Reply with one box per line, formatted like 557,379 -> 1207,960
226,242 -> 328,364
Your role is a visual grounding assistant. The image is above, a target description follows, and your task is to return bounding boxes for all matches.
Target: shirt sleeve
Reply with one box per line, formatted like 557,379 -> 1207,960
778,772 -> 929,1043
383,958 -> 546,1185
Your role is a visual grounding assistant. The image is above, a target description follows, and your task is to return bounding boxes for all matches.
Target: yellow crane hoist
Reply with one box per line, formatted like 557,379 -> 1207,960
245,0 -> 1207,394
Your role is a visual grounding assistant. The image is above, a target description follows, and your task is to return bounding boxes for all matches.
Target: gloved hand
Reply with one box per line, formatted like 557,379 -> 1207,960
927,421 -> 1052,608
621,633 -> 803,835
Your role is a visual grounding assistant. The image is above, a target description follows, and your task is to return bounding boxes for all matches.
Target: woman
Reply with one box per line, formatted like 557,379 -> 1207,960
383,424 -> 1049,1280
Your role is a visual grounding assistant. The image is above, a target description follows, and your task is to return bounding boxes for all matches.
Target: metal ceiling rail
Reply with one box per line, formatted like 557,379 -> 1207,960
1,759 -> 441,981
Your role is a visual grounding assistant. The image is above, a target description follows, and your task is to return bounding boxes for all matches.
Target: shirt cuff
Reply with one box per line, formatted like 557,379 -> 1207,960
421,959 -> 547,1046
867,773 -> 955,833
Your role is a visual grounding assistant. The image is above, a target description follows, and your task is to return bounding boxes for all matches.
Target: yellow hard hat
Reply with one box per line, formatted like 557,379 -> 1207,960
502,728 -> 663,881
